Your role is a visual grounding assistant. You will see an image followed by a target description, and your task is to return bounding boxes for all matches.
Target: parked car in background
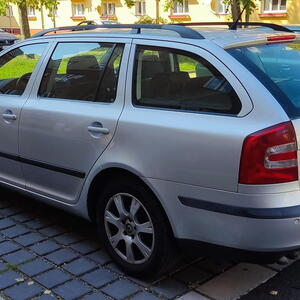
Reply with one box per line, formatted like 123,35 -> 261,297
0,29 -> 18,51
1,22 -> 300,276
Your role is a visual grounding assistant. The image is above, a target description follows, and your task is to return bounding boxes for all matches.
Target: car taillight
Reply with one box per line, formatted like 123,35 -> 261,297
239,121 -> 298,184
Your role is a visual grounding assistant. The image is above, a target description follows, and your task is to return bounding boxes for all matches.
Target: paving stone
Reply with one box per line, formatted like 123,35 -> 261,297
39,225 -> 68,237
196,263 -> 276,300
196,258 -> 233,275
0,218 -> 15,229
173,266 -> 212,284
25,218 -> 52,230
0,270 -> 23,289
0,206 -> 23,217
0,262 -> 7,272
102,279 -> 140,300
15,232 -> 45,246
81,268 -> 118,288
177,291 -> 210,300
106,262 -> 125,275
53,279 -> 91,300
69,240 -> 100,255
30,240 -> 61,255
0,241 -> 21,255
62,257 -> 97,276
19,259 -> 52,276
1,224 -> 30,238
3,249 -> 36,265
131,291 -> 161,300
152,278 -> 188,299
45,248 -> 78,265
11,212 -> 35,222
4,281 -> 43,300
82,293 -> 107,300
54,232 -> 84,245
34,269 -> 72,289
34,295 -> 56,300
86,250 -> 111,265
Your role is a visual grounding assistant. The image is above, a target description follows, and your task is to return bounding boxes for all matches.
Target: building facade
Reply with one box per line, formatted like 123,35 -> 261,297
0,0 -> 299,35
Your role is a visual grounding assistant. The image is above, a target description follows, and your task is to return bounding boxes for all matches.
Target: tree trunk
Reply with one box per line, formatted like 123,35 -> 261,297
155,0 -> 160,24
18,4 -> 30,38
231,0 -> 241,22
245,9 -> 250,22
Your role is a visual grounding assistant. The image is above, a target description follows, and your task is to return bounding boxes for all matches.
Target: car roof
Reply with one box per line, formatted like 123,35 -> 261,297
30,25 -> 300,49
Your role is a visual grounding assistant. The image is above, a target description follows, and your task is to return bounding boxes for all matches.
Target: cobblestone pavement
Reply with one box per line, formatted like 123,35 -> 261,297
0,188 -> 297,300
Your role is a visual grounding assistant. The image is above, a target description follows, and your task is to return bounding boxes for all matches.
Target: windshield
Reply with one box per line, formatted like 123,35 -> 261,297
228,41 -> 300,118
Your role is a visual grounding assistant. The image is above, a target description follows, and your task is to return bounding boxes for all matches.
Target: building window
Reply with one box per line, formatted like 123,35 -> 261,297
135,1 -> 146,15
7,5 -> 13,17
216,0 -> 227,14
27,7 -> 36,17
173,0 -> 189,14
263,0 -> 287,12
102,3 -> 116,16
73,3 -> 85,16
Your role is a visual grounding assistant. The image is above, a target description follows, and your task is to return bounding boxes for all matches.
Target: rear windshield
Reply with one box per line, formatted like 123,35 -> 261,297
228,41 -> 300,118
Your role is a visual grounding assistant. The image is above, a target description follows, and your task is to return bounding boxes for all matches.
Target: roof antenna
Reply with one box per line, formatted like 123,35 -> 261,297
230,0 -> 251,30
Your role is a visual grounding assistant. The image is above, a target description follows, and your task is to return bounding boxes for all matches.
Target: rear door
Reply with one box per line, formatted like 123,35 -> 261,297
19,38 -> 131,202
117,39 -> 253,192
0,42 -> 48,187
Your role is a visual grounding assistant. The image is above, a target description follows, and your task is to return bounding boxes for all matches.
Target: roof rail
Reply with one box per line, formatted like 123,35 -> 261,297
177,22 -> 293,33
31,24 -> 205,39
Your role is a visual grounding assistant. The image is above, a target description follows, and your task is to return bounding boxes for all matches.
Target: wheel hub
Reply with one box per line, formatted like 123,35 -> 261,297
124,220 -> 136,236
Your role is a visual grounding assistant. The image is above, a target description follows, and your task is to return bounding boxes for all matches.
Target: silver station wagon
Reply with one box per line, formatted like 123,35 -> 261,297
1,22 -> 300,276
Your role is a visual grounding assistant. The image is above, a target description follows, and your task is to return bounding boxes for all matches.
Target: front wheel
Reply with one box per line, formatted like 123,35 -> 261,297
96,179 -> 176,276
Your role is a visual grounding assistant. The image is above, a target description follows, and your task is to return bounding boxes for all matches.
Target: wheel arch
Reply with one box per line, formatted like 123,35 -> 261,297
87,167 -> 175,236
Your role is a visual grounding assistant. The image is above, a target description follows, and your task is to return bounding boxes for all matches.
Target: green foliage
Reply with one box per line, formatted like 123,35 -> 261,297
134,15 -> 167,24
124,0 -> 135,8
0,0 -> 59,14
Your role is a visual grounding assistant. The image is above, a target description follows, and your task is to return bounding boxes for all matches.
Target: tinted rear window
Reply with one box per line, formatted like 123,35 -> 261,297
228,41 -> 300,118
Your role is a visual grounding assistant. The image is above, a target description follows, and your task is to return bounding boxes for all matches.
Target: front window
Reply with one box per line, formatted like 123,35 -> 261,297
228,42 -> 300,118
102,3 -> 116,16
73,3 -> 85,16
173,0 -> 189,14
135,1 -> 146,15
0,44 -> 47,96
27,7 -> 35,17
38,42 -> 124,102
263,0 -> 287,12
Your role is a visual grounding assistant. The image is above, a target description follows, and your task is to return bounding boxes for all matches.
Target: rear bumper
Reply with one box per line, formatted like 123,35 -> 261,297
146,178 -> 300,254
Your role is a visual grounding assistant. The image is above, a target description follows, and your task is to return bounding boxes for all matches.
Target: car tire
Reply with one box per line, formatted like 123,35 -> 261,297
96,177 -> 176,277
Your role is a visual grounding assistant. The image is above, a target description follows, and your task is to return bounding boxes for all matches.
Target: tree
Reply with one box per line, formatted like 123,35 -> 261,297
0,0 -> 59,39
223,0 -> 256,22
124,0 -> 183,24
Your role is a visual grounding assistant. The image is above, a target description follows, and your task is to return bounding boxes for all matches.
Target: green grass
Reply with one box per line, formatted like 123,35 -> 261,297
0,55 -> 40,80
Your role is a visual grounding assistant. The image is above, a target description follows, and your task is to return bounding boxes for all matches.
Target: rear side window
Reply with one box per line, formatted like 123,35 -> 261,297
133,46 -> 241,115
0,43 -> 47,96
39,42 -> 124,102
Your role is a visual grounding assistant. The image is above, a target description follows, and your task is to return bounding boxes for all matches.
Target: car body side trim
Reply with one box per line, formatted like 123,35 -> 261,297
0,151 -> 85,178
178,196 -> 300,219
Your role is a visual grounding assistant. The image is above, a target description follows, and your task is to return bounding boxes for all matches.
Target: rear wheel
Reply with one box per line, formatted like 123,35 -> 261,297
96,178 -> 176,276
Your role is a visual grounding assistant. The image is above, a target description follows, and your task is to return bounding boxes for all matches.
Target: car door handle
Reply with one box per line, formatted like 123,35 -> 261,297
2,112 -> 17,121
87,125 -> 110,135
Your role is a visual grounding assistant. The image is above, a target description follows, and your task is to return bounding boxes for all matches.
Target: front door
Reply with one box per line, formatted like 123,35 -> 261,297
19,40 -> 130,202
0,43 -> 48,187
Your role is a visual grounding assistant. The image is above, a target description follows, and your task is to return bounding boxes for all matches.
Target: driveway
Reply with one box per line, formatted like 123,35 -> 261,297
0,188 -> 296,300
